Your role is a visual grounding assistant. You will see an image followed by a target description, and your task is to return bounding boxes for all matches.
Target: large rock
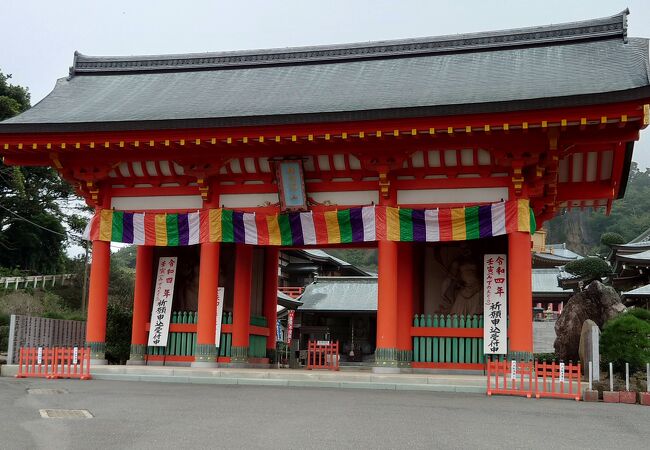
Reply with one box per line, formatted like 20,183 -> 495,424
554,281 -> 625,362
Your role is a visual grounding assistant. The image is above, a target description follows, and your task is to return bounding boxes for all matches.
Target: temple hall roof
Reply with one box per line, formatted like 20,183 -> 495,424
532,268 -> 573,297
1,10 -> 648,133
298,277 -> 377,312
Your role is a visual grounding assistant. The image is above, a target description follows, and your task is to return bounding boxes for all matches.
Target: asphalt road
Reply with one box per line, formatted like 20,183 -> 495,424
0,377 -> 648,450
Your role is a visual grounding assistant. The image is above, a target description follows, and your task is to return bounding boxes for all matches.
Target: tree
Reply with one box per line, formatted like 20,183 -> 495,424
564,256 -> 611,282
0,72 -> 30,120
546,162 -> 650,254
0,70 -> 89,273
601,309 -> 650,374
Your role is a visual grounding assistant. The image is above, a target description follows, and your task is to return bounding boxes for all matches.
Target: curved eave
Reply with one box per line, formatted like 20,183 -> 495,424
1,86 -> 649,135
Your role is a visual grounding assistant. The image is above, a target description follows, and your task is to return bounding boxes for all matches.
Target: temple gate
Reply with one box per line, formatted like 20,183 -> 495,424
1,10 -> 648,371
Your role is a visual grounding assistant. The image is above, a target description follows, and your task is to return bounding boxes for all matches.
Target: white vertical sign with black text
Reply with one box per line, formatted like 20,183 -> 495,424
286,310 -> 295,345
148,257 -> 178,347
484,254 -> 508,354
215,287 -> 225,347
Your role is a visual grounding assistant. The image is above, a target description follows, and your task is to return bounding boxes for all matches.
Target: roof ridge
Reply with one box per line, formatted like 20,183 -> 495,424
70,10 -> 628,76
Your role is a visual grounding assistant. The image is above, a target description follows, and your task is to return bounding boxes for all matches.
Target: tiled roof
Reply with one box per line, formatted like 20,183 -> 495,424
532,268 -> 573,294
1,10 -> 648,133
623,283 -> 650,297
298,276 -> 377,312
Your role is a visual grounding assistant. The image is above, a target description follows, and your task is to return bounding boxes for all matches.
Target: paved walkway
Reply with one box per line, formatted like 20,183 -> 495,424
533,321 -> 556,353
1,377 -> 648,449
1,364 -> 486,393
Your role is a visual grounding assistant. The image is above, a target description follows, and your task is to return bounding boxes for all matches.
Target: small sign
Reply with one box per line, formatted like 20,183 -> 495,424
559,362 -> 566,382
37,347 -> 43,365
484,254 -> 508,354
73,347 -> 79,365
286,310 -> 295,345
276,319 -> 283,342
276,160 -> 307,211
215,287 -> 225,347
317,340 -> 331,346
148,257 -> 178,347
510,360 -> 517,380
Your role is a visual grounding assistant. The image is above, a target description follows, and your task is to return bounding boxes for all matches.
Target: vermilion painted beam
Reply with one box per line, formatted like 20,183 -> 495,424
410,327 -> 483,338
111,186 -> 200,197
249,326 -> 270,337
393,177 -> 509,190
145,323 -> 196,333
556,182 -> 615,201
142,323 -> 263,335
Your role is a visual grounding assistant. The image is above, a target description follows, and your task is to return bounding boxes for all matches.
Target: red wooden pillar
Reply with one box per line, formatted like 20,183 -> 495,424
263,247 -> 280,355
128,245 -> 153,365
396,243 -> 414,364
232,244 -> 253,363
375,179 -> 399,371
86,240 -> 111,364
508,231 -> 533,354
375,239 -> 399,369
192,242 -> 221,367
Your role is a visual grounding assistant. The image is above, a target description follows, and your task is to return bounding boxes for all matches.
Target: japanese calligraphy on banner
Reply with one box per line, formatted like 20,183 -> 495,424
483,254 -> 507,354
286,310 -> 295,345
148,257 -> 178,347
215,287 -> 225,347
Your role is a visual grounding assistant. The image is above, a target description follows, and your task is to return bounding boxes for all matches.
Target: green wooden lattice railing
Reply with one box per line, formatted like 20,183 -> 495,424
412,314 -> 485,364
147,311 -> 268,358
249,315 -> 267,358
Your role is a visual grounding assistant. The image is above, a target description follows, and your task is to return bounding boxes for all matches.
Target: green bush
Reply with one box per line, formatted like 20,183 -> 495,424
600,309 -> 650,374
565,256 -> 611,281
105,302 -> 132,364
534,352 -> 558,362
600,232 -> 626,247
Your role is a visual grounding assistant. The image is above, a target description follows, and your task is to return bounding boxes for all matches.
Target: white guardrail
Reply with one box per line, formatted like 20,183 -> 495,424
0,274 -> 74,290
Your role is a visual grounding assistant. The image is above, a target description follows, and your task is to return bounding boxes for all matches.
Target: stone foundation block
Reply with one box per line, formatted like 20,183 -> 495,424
639,392 -> 650,406
603,391 -> 620,403
583,389 -> 599,402
619,391 -> 637,404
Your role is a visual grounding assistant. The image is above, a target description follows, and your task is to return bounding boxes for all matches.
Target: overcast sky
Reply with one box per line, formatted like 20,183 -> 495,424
2,0 -> 649,167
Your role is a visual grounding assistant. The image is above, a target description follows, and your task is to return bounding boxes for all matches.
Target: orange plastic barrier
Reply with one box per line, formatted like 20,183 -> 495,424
306,340 -> 340,371
486,359 -> 534,398
15,347 -> 57,379
52,347 -> 92,380
534,361 -> 581,401
15,347 -> 92,380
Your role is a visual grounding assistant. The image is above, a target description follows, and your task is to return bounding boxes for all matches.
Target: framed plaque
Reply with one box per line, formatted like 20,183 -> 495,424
276,160 -> 308,211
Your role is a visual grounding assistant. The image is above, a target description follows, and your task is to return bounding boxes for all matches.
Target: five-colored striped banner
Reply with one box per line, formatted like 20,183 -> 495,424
85,199 -> 534,246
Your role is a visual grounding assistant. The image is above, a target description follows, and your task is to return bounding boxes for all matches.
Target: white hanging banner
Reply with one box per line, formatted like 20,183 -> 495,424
286,310 -> 295,345
215,287 -> 225,347
484,254 -> 508,354
148,257 -> 178,347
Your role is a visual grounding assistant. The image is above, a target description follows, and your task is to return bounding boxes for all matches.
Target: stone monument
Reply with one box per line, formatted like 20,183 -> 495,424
578,319 -> 600,381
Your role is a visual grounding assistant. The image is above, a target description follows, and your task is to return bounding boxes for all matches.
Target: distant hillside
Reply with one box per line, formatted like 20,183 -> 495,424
324,248 -> 378,273
546,162 -> 650,255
